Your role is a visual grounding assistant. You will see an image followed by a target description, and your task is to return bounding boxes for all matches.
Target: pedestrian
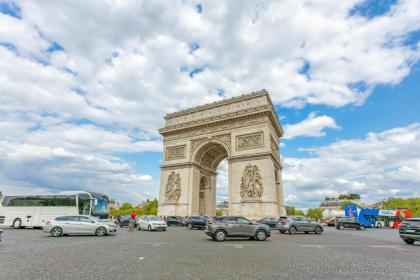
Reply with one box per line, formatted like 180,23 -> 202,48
128,211 -> 136,232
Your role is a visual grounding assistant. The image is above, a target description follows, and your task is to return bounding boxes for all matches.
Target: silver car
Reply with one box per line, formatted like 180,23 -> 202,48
138,215 -> 167,231
278,216 -> 323,234
43,215 -> 117,237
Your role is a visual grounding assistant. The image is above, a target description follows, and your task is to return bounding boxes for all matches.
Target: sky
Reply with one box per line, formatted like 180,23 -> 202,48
0,0 -> 419,208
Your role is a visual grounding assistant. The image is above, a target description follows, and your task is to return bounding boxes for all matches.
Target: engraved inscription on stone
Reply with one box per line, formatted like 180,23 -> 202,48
236,132 -> 264,150
165,145 -> 186,161
240,164 -> 263,200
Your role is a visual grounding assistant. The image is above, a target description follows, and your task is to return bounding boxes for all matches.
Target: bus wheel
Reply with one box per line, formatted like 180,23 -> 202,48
12,218 -> 22,229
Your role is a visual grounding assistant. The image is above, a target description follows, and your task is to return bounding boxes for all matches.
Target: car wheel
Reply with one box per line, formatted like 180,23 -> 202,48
148,225 -> 152,231
377,223 -> 382,228
96,227 -> 107,236
314,226 -> 322,234
214,230 -> 226,242
51,227 -> 63,237
162,228 -> 166,231
403,239 -> 415,245
289,226 -> 297,234
12,218 -> 22,229
339,225 -> 344,230
256,230 -> 267,241
359,225 -> 365,231
188,224 -> 193,230
279,230 -> 285,234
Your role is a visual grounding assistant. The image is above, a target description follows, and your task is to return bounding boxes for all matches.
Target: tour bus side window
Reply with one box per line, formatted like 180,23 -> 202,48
2,195 -> 77,207
78,194 -> 91,215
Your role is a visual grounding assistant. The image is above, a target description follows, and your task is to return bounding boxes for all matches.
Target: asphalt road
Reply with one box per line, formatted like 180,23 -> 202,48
0,226 -> 419,280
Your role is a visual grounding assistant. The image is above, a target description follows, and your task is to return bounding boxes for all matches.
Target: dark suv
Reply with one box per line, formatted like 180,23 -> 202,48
335,217 -> 365,230
205,216 -> 270,242
187,216 -> 207,230
399,217 -> 420,245
165,216 -> 186,226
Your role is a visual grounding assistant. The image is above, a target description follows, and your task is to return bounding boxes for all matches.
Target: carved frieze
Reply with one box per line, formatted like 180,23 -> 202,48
165,171 -> 182,202
165,93 -> 268,127
212,133 -> 231,150
165,145 -> 186,161
164,114 -> 268,141
240,164 -> 263,200
190,137 -> 207,154
236,132 -> 264,151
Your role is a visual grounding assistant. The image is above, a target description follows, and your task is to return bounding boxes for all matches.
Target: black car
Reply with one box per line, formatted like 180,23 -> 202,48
335,217 -> 365,230
187,216 -> 207,230
258,217 -> 279,229
399,217 -> 420,245
166,216 -> 186,226
117,215 -> 137,228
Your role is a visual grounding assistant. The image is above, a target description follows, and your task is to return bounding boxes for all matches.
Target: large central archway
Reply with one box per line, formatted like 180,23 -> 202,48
158,90 -> 286,219
193,141 -> 229,216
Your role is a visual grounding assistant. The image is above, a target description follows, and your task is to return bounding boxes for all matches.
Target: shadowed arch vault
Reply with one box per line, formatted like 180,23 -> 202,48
158,90 -> 286,219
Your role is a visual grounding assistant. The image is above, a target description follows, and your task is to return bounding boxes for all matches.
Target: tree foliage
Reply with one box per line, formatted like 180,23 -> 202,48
339,200 -> 361,210
306,208 -> 323,221
215,210 -> 224,216
383,197 -> 420,216
338,193 -> 361,200
110,199 -> 158,217
285,205 -> 305,216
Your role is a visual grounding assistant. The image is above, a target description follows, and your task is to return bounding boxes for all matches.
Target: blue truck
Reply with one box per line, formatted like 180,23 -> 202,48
344,205 -> 379,228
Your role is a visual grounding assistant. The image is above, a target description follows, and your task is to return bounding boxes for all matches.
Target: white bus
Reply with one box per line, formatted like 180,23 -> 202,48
0,191 -> 110,228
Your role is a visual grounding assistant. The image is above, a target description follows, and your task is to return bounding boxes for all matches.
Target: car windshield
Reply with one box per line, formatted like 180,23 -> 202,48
149,216 -> 160,221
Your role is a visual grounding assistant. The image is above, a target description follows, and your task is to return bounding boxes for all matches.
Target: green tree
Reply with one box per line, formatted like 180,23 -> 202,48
307,208 -> 323,221
216,210 -> 224,216
286,205 -> 305,216
120,202 -> 133,211
383,197 -> 420,216
339,200 -> 360,210
338,193 -> 361,200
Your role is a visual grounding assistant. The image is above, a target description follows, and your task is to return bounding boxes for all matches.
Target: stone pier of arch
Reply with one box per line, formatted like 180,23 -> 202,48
158,90 -> 286,220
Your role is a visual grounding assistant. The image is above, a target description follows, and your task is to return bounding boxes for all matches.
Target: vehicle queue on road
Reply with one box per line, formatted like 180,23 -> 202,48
1,213 -> 418,245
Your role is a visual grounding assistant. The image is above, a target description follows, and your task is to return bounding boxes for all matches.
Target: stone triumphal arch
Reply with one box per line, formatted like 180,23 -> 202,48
158,90 -> 286,219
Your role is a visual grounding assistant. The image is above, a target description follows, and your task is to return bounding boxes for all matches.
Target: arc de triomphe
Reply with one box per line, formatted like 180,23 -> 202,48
157,90 -> 286,219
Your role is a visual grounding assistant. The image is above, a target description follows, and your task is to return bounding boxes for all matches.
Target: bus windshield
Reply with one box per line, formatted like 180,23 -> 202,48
91,193 -> 110,219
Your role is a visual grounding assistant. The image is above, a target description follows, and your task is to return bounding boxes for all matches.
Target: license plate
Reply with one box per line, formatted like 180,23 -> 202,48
406,229 -> 415,233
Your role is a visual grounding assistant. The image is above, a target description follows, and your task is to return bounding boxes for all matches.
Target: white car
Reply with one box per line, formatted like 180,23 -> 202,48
138,215 -> 167,231
42,215 -> 117,237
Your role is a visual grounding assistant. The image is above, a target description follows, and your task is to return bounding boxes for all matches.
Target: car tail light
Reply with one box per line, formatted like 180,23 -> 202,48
46,220 -> 51,225
281,220 -> 287,225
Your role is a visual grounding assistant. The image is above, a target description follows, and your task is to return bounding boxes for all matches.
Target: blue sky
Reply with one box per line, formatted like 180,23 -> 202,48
0,0 -> 419,208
